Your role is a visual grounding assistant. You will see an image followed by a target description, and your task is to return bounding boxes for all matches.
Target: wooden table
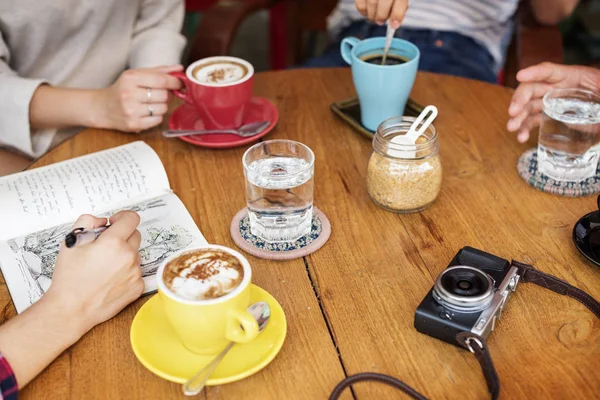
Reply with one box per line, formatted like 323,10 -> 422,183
3,69 -> 599,399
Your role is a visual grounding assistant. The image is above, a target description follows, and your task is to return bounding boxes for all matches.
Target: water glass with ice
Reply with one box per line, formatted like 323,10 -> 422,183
537,89 -> 600,182
242,140 -> 315,242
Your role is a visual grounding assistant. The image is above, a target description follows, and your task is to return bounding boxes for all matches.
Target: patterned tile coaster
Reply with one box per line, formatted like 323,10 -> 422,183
230,207 -> 331,261
517,148 -> 600,197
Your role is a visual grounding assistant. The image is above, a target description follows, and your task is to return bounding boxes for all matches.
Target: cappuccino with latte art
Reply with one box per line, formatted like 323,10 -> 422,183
191,60 -> 249,86
170,56 -> 255,129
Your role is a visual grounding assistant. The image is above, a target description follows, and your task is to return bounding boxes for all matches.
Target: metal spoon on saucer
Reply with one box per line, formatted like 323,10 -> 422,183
163,120 -> 270,139
182,302 -> 271,396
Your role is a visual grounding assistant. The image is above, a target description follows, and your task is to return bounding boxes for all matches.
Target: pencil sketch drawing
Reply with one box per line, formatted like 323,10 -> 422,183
105,197 -> 166,216
7,223 -> 72,305
139,225 -> 194,277
5,196 -> 196,306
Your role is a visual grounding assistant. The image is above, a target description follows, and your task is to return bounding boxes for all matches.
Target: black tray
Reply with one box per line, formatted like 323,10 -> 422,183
330,97 -> 424,140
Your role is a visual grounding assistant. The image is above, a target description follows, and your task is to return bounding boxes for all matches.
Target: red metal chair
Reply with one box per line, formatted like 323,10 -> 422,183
184,0 -> 219,12
186,0 -> 337,71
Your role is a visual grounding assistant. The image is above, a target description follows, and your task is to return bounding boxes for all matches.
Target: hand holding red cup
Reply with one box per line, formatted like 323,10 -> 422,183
170,57 -> 254,130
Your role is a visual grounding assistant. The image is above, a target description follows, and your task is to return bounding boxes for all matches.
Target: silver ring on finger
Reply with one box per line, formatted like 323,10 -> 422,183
147,104 -> 154,117
146,87 -> 152,103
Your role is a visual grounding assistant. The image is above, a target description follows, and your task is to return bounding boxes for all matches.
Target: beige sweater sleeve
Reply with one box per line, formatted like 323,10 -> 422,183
0,32 -> 48,157
128,0 -> 187,68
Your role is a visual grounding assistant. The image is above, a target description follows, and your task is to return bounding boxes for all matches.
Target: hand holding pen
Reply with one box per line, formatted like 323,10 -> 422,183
47,211 -> 143,335
65,223 -> 110,248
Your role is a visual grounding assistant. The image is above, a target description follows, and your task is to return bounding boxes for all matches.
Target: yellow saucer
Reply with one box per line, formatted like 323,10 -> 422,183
130,284 -> 287,385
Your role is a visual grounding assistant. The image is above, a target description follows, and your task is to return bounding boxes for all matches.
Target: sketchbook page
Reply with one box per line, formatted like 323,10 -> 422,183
134,194 -> 208,294
0,141 -> 170,241
0,192 -> 207,314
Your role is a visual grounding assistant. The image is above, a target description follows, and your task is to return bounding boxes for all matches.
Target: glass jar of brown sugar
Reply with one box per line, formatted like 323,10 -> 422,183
367,116 -> 442,213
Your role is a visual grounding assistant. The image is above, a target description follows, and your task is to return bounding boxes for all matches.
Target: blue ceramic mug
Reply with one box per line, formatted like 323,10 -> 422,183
341,37 -> 420,131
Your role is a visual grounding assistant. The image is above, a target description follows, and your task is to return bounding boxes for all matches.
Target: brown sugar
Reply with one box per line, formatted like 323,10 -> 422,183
367,152 -> 442,212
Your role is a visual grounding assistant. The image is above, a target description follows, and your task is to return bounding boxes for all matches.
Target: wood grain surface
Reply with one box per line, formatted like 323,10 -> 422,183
2,69 -> 599,399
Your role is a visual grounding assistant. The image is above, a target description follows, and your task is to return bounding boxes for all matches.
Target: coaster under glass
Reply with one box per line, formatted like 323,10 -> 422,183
517,148 -> 600,197
230,207 -> 331,261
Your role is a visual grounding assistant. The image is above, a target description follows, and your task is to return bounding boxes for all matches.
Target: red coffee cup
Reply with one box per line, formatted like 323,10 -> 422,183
170,57 -> 254,130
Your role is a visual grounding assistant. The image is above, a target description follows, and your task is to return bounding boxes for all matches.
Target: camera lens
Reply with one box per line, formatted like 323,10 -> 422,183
433,266 -> 494,312
458,280 -> 472,290
441,269 -> 488,297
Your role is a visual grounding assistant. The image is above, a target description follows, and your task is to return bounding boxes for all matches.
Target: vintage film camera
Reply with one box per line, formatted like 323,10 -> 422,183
414,247 -> 520,346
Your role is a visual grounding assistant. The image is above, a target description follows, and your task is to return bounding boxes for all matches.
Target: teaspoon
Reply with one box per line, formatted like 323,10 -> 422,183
163,120 -> 270,138
381,24 -> 396,65
182,302 -> 271,396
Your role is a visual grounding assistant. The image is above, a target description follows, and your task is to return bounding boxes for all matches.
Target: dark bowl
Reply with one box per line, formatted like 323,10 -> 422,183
572,209 -> 600,267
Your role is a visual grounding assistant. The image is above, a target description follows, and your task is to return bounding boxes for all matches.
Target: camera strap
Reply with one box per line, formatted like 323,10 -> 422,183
511,260 -> 600,318
329,262 -> 600,400
328,332 -> 497,400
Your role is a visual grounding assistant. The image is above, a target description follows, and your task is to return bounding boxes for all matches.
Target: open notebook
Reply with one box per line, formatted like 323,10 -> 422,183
0,141 -> 208,314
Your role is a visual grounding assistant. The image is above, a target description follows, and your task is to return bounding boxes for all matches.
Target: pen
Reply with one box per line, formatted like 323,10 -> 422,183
65,226 -> 108,248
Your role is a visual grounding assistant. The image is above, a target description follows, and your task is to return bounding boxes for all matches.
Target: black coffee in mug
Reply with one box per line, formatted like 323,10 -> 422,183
360,53 -> 408,66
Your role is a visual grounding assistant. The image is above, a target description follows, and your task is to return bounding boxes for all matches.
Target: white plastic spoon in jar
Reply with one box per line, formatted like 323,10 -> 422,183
388,105 -> 438,158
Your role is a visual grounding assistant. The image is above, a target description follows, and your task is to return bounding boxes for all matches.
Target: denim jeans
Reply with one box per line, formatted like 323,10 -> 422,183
303,21 -> 498,84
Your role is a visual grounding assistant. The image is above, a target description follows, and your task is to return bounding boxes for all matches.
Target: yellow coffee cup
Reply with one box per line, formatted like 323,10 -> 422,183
156,245 -> 259,355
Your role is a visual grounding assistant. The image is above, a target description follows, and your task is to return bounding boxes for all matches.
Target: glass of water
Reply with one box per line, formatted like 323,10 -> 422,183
242,140 -> 315,242
538,88 -> 600,182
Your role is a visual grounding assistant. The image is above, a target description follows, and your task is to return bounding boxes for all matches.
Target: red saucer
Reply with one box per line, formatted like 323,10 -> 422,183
168,97 -> 278,149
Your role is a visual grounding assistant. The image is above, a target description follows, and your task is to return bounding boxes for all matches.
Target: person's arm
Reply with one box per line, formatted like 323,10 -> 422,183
0,31 -> 48,157
1,22 -> 183,158
0,291 -> 87,389
0,211 -> 143,388
354,0 -> 408,28
128,0 -> 186,68
529,0 -> 579,25
28,86 -> 105,130
29,65 -> 183,133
